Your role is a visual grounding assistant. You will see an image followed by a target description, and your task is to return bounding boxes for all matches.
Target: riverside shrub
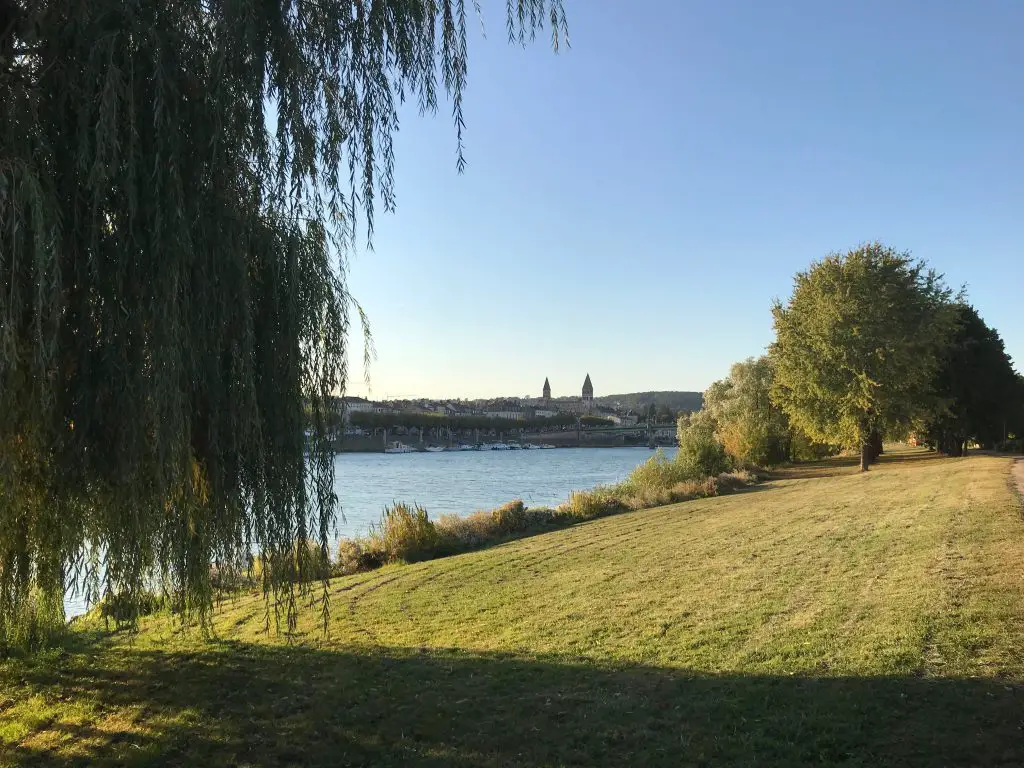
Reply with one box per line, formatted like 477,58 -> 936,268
492,499 -> 529,533
371,503 -> 439,563
618,450 -> 695,494
435,504 -> 567,552
560,488 -> 627,519
436,511 -> 500,551
334,539 -> 383,576
624,478 -> 721,510
562,462 -> 755,518
676,412 -> 732,477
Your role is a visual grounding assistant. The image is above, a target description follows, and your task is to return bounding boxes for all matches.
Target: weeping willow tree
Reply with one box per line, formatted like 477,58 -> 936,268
0,0 -> 567,648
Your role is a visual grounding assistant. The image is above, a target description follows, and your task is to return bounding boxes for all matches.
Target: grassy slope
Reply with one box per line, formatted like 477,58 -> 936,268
4,450 -> 1024,766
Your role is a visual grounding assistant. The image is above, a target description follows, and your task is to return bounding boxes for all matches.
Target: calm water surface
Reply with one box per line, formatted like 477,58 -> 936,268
333,446 -> 675,537
66,447 -> 669,618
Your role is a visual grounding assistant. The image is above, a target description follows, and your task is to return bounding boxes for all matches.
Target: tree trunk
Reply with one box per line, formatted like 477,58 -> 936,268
857,417 -> 874,471
870,430 -> 883,460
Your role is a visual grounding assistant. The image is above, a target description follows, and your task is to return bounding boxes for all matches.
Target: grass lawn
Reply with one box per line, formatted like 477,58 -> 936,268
3,449 -> 1024,766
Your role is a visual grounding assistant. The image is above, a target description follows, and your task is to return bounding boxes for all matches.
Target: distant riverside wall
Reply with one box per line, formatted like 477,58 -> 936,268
331,430 -> 670,452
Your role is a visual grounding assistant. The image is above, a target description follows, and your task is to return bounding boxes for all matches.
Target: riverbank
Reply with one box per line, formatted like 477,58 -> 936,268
62,448 -> 685,619
6,450 -> 1024,765
328,463 -> 755,579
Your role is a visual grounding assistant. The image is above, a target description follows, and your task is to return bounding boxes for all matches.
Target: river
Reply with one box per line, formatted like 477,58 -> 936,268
65,446 -> 670,618
333,446 -> 674,537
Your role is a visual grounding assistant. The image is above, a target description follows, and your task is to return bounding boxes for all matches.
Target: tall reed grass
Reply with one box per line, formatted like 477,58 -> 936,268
369,503 -> 439,563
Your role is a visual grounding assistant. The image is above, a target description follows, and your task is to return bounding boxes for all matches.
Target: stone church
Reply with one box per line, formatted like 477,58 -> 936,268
540,374 -> 594,414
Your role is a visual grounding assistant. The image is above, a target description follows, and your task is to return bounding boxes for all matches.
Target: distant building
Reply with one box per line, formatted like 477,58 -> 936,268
484,409 -> 525,421
481,398 -> 525,421
582,374 -> 594,413
340,396 -> 374,421
542,377 -> 551,402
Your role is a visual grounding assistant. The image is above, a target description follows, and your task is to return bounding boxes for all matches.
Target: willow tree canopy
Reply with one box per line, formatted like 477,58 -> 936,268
0,0 -> 567,646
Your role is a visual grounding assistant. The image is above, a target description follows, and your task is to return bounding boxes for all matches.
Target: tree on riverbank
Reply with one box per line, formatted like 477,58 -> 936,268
919,305 -> 1020,455
770,244 -> 955,471
702,357 -> 793,466
0,0 -> 568,648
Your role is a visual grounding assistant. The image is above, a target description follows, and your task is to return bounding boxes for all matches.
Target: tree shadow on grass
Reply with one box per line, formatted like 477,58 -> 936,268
771,450 -> 948,481
6,640 -> 1024,767
874,451 -> 944,466
767,456 -> 860,481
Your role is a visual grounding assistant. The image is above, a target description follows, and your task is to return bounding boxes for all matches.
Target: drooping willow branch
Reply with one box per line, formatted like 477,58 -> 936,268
0,0 -> 566,647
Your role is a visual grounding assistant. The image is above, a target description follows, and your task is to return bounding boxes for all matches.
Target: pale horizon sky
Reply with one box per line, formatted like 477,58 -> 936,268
344,0 -> 1024,401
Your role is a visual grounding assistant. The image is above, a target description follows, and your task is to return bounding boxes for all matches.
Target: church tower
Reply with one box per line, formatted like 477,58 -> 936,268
582,373 -> 593,412
542,377 -> 551,402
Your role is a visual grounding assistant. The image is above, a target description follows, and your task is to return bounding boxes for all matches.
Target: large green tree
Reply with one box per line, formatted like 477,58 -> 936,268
920,305 -> 1020,455
0,0 -> 566,646
1011,375 -> 1024,449
770,243 -> 954,472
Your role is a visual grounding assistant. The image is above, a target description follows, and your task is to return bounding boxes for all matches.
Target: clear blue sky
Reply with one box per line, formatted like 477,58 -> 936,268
346,0 -> 1024,400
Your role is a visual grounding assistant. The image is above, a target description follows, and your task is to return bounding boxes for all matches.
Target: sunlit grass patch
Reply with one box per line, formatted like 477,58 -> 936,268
4,450 -> 1024,766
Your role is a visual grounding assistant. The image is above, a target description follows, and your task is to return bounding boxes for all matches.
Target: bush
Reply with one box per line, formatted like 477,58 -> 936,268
491,499 -> 528,533
524,506 -> 560,520
506,505 -> 567,532
370,502 -> 439,563
435,504 -> 568,554
558,452 -> 755,517
334,538 -> 383,576
619,486 -> 671,510
676,411 -> 732,477
436,511 -> 500,552
618,477 -> 723,510
619,450 -> 696,494
560,488 -> 627,519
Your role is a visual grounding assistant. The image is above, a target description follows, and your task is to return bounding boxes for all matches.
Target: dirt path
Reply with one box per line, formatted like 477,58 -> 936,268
1013,458 -> 1024,501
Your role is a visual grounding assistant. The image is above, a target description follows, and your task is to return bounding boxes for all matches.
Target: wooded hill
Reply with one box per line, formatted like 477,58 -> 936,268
589,391 -> 704,414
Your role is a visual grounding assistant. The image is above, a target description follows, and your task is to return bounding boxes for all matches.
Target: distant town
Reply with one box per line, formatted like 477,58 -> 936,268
330,376 -> 704,451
